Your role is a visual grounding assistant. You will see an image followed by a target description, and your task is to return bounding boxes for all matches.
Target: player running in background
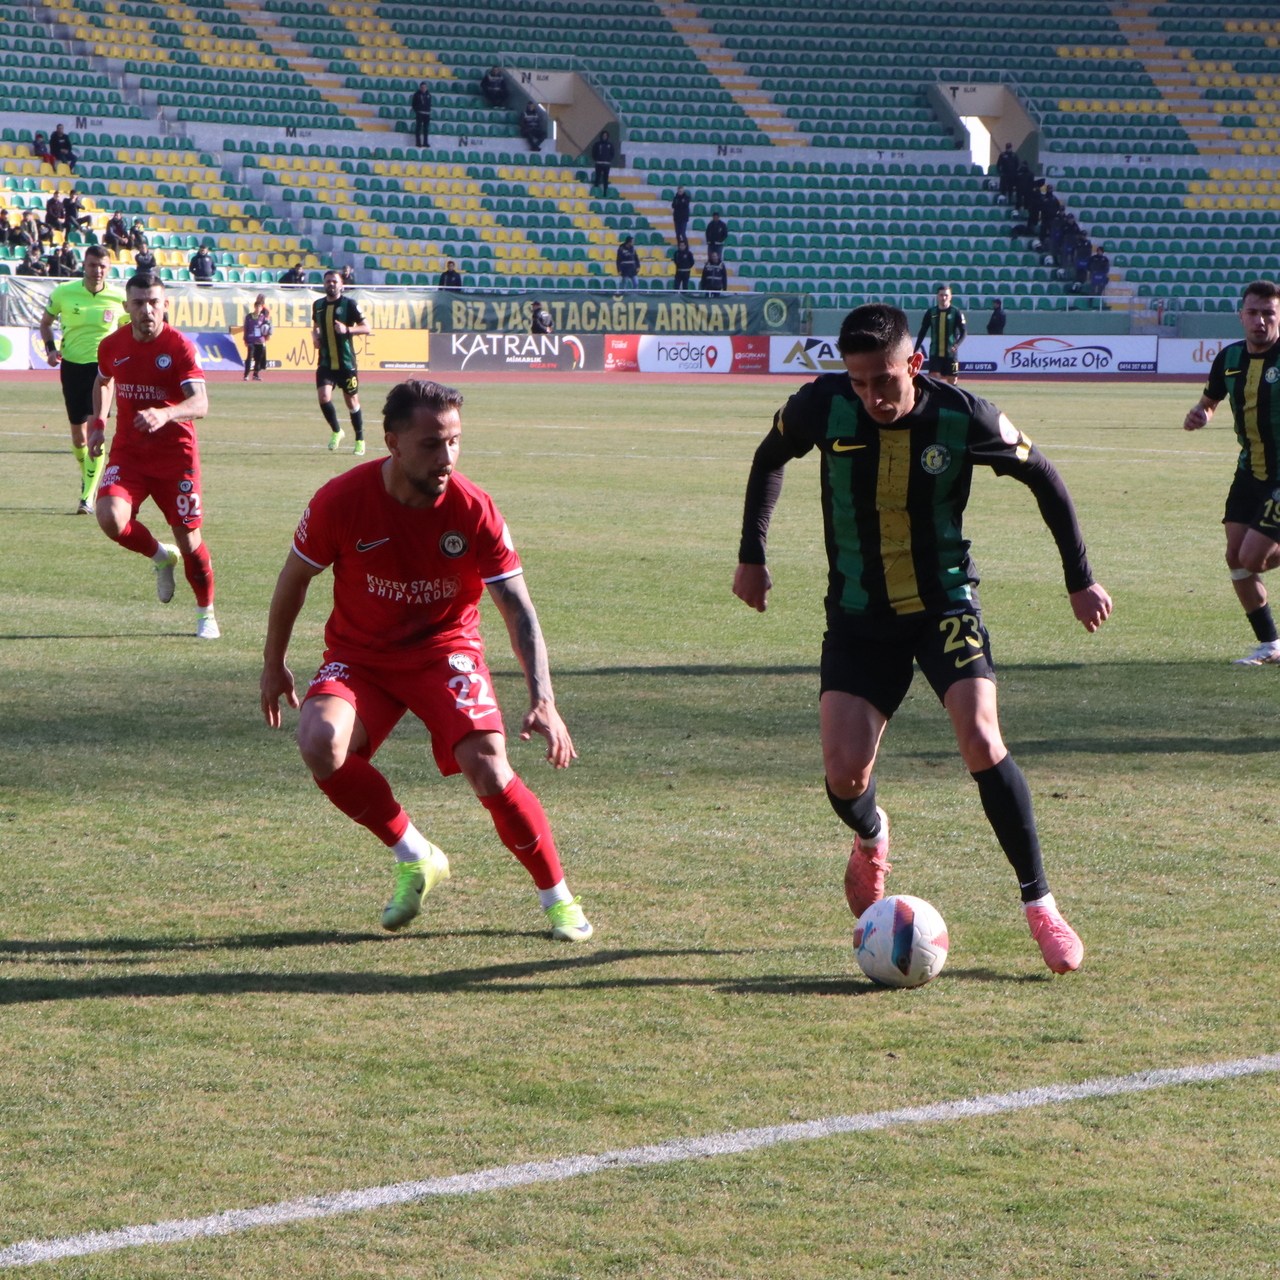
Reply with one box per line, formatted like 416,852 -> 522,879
1184,280 -> 1280,665
39,244 -> 126,513
733,305 -> 1111,974
914,284 -> 966,385
312,269 -> 369,456
259,379 -> 593,942
88,271 -> 219,639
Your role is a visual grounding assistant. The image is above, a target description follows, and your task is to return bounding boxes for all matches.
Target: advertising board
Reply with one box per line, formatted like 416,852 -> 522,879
1156,337 -> 1233,376
430,332 -> 601,372
958,335 -> 1159,374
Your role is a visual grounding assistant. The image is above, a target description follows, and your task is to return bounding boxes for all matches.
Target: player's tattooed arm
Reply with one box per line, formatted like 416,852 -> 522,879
1184,394 -> 1218,432
486,573 -> 577,768
135,380 -> 208,433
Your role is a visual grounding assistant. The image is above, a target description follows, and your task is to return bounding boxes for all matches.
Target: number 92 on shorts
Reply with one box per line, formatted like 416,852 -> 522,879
304,648 -> 506,777
820,605 -> 996,719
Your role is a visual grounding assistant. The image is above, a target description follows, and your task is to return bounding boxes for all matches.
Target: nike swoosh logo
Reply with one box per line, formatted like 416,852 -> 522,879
356,538 -> 390,552
831,441 -> 866,452
113,357 -> 129,365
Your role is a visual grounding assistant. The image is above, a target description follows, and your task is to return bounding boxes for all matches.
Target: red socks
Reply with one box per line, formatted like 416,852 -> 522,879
315,755 -> 409,847
182,542 -> 214,608
110,518 -> 159,559
479,775 -> 563,890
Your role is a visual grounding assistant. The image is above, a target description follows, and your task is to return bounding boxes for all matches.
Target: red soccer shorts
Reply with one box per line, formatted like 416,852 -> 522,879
99,444 -> 203,530
304,647 -> 506,776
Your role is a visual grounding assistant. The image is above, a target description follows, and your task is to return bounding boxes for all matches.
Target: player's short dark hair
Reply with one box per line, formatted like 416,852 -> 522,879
323,268 -> 340,279
83,244 -> 109,261
1242,280 -> 1280,306
383,380 -> 464,432
837,304 -> 911,357
125,271 -> 164,293
934,283 -> 952,293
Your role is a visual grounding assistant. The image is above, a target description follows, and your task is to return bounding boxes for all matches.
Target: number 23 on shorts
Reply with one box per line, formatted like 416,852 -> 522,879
940,613 -> 986,668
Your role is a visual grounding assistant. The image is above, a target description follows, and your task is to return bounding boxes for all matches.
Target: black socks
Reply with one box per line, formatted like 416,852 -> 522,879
971,755 -> 1049,902
321,400 -> 340,432
1247,603 -> 1278,643
826,777 -> 881,841
351,408 -> 364,441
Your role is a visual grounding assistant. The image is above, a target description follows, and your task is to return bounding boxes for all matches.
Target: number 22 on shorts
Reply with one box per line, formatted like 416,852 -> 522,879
448,672 -> 498,719
940,614 -> 985,668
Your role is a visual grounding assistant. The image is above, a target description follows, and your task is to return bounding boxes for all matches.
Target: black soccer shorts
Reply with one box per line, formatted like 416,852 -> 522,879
926,354 -> 959,378
60,358 -> 100,424
820,604 -> 996,719
316,367 -> 359,396
1223,470 -> 1280,542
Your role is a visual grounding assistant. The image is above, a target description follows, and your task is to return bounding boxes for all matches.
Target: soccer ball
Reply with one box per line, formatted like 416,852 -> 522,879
853,895 -> 949,988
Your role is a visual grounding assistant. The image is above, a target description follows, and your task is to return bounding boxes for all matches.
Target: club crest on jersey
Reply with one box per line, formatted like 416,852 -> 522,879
178,479 -> 193,493
440,531 -> 468,558
920,443 -> 951,475
155,354 -> 172,369
1267,367 -> 1279,384
448,652 -> 477,673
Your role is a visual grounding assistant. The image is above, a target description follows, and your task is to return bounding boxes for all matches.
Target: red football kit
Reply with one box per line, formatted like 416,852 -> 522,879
97,323 -> 206,529
295,460 -> 523,775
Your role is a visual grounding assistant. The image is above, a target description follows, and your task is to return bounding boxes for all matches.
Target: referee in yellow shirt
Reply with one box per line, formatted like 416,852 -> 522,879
39,245 -> 128,513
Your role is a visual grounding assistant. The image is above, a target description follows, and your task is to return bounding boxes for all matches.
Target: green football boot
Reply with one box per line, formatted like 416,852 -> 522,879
545,896 -> 593,942
381,845 -> 450,932
327,427 -> 345,452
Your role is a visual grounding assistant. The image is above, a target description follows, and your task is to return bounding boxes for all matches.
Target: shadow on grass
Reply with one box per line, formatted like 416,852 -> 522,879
0,633 -> 196,641
554,665 -> 821,678
0,946 -> 742,1004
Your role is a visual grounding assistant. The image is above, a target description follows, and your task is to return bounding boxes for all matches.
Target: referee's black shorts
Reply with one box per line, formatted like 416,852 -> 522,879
60,359 -> 100,424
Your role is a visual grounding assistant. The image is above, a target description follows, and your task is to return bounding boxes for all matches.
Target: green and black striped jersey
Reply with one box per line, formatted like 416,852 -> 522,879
915,306 -> 966,358
1205,338 -> 1280,481
312,295 -> 365,372
739,373 -> 1093,620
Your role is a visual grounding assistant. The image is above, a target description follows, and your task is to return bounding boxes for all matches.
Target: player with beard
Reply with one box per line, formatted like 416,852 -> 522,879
733,305 -> 1111,973
260,379 -> 593,941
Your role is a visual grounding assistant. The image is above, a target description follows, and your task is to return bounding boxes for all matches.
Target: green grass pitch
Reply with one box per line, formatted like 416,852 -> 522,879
1,376 -> 1278,1279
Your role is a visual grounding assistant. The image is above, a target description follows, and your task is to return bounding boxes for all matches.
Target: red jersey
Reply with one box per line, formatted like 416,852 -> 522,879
97,323 -> 204,460
292,460 -> 523,666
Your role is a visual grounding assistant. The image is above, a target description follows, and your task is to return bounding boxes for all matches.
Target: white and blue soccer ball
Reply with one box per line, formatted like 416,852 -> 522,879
854,894 -> 949,988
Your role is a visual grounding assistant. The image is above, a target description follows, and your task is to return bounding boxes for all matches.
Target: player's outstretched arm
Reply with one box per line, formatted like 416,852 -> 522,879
1184,394 -> 1217,431
260,551 -> 324,728
1069,583 -> 1112,633
486,572 -> 576,768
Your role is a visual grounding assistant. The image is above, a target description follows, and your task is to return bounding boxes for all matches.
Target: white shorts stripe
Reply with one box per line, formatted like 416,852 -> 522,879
1,1052 -> 1276,1268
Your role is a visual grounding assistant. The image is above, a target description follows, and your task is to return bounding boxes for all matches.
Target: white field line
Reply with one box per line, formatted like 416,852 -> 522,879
2,1052 -> 1277,1268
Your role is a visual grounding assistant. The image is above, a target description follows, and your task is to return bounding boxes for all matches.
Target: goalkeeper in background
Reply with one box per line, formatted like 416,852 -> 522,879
38,244 -> 127,512
915,283 -> 966,385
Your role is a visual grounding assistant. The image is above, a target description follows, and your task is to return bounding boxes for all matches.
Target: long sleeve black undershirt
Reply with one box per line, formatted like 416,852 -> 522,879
737,427 -> 794,565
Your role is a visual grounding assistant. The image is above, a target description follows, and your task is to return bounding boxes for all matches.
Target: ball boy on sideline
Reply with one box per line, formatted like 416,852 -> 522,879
1183,280 -> 1280,665
260,380 -> 593,942
733,305 -> 1111,973
88,272 -> 219,639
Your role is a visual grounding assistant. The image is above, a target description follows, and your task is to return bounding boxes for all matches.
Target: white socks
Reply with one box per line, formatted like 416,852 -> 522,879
1024,893 -> 1057,913
538,880 -> 573,909
151,545 -> 172,565
393,822 -> 436,863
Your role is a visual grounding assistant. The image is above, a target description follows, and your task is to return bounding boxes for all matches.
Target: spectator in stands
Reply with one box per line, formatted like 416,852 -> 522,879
1087,244 -> 1110,297
671,235 -> 694,291
279,262 -> 306,285
616,235 -> 639,290
700,249 -> 727,295
519,101 -> 546,152
996,142 -> 1018,201
134,243 -> 157,275
189,243 -> 216,284
63,188 -> 92,236
1037,184 -> 1061,240
49,124 -> 77,172
591,129 -> 615,194
44,191 -> 67,238
18,209 -> 48,248
1073,237 -> 1093,291
411,81 -> 432,149
243,294 -> 272,381
480,65 -> 508,109
49,241 -> 79,278
671,185 -> 690,241
530,299 -> 554,334
16,245 -> 46,276
0,210 -> 15,246
986,299 -> 1007,335
705,209 -> 729,253
438,260 -> 462,290
129,219 -> 148,251
340,265 -> 357,286
31,131 -> 54,169
103,210 -> 129,254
